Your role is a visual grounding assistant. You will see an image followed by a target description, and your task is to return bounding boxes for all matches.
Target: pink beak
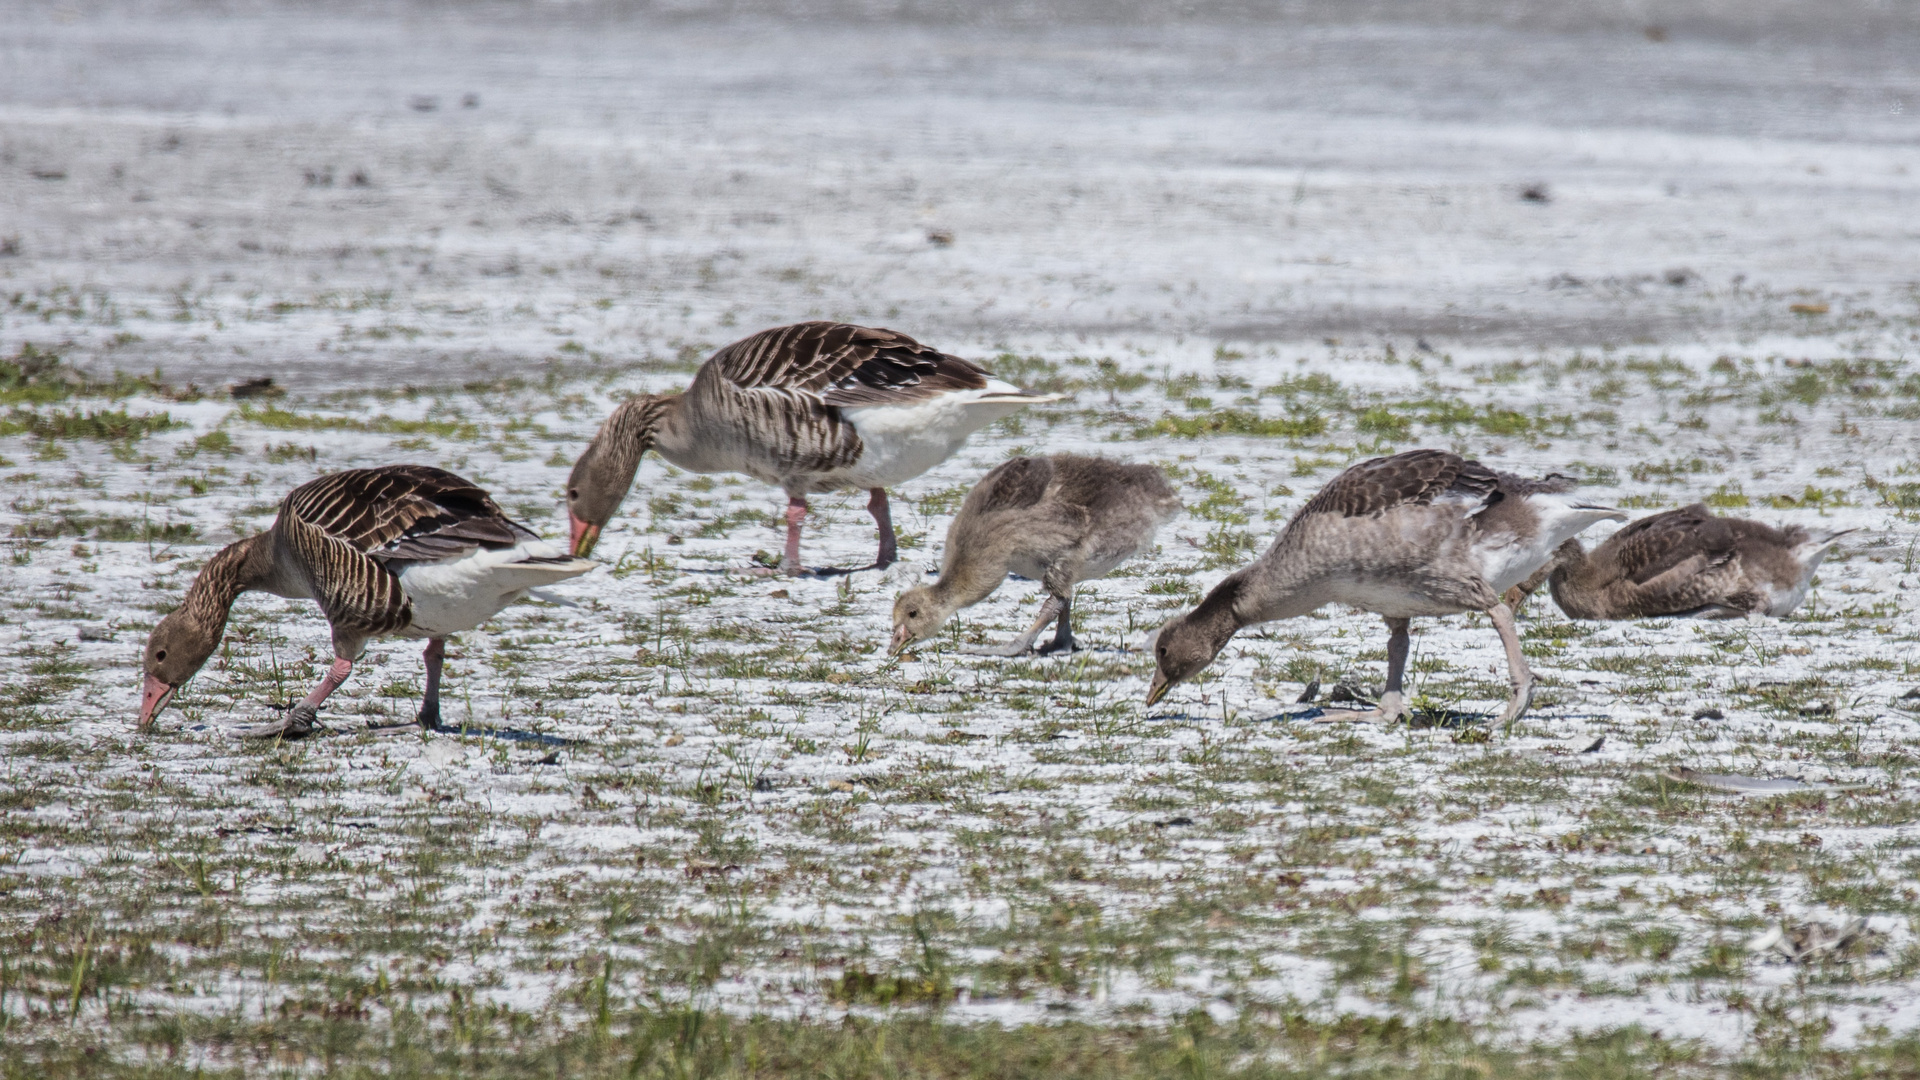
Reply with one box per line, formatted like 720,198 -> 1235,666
888,624 -> 915,657
139,674 -> 175,729
569,514 -> 602,558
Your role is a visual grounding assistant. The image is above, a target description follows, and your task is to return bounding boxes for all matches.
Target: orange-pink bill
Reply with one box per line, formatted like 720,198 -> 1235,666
139,674 -> 174,728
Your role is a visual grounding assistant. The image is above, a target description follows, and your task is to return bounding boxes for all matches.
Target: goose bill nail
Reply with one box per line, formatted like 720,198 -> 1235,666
569,517 -> 601,558
1146,675 -> 1169,705
139,675 -> 175,726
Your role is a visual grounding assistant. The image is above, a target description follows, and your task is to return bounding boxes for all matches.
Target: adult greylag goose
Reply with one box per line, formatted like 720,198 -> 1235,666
1146,449 -> 1624,728
139,466 -> 594,738
1510,503 -> 1855,620
565,321 -> 1059,574
889,454 -> 1180,656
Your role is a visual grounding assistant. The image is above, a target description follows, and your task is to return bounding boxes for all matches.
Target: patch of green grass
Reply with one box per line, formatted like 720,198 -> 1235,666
178,430 -> 238,458
988,353 -> 1078,396
28,1001 -> 1876,1079
1768,485 -> 1850,511
0,408 -> 179,441
1354,406 -> 1412,440
0,343 -> 185,406
8,509 -> 195,543
1704,482 -> 1750,508
236,403 -> 482,440
1136,409 -> 1326,440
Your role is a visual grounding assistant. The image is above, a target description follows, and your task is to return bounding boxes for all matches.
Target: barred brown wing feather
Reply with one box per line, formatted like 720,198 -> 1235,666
377,517 -> 532,562
285,465 -> 529,558
709,320 -> 989,405
285,515 -> 413,637
724,385 -> 865,475
820,353 -> 990,407
1300,450 -> 1496,519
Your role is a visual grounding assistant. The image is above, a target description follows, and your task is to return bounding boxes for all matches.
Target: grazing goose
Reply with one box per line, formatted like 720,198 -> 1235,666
565,321 -> 1058,574
1510,503 -> 1855,620
889,454 -> 1180,656
1146,449 -> 1624,727
138,466 -> 594,738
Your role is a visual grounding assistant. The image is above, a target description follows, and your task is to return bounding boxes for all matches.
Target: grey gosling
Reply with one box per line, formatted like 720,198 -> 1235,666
1147,449 -> 1623,727
566,321 -> 1057,574
890,454 -> 1180,656
1508,503 -> 1855,619
140,466 -> 593,737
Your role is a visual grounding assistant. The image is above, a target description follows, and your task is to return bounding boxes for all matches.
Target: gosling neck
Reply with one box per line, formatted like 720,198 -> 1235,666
1544,538 -> 1590,589
932,553 -> 1012,616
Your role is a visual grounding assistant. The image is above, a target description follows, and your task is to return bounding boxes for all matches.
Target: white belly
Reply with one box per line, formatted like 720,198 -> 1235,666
1763,579 -> 1812,618
1472,531 -> 1559,596
396,539 -> 593,638
1475,494 -> 1624,594
825,384 -> 1039,491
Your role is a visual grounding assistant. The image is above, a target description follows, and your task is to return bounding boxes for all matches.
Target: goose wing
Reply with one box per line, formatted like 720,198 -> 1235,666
696,321 -> 998,477
280,466 -> 538,638
1299,449 -> 1499,519
713,321 -> 991,406
1601,504 -> 1735,585
286,465 -> 534,560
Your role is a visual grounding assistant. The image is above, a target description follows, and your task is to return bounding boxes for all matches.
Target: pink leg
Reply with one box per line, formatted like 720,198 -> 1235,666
245,656 -> 352,738
419,638 -> 446,728
301,657 -> 355,710
781,495 -> 808,575
868,488 -> 896,569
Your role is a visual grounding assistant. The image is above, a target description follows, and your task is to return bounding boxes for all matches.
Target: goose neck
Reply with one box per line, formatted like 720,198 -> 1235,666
639,393 -> 697,461
182,534 -> 275,622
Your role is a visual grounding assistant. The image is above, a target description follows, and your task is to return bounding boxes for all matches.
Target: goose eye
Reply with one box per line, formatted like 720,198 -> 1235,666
155,649 -> 167,661
907,609 -> 920,619
567,488 -> 580,500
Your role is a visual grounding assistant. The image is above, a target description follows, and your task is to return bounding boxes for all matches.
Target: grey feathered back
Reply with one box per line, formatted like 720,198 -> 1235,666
939,453 -> 1180,597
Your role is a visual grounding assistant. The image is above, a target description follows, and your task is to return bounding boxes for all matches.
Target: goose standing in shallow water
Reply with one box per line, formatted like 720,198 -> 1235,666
890,454 -> 1180,656
1510,503 -> 1855,620
565,321 -> 1059,574
139,466 -> 594,738
1147,449 -> 1624,727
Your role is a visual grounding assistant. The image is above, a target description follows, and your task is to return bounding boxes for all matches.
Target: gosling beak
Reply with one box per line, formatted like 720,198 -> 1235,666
139,674 -> 175,729
1145,671 -> 1171,706
888,624 -> 915,657
569,515 -> 602,559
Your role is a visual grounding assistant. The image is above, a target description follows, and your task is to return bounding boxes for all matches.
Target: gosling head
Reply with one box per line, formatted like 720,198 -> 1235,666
889,585 -> 954,656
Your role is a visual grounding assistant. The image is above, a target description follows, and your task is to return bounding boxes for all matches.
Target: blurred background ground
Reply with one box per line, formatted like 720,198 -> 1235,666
3,0 -> 1917,390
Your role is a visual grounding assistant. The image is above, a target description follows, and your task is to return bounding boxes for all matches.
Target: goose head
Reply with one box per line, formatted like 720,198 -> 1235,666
1145,574 -> 1248,705
139,607 -> 224,728
1145,587 -> 1242,706
566,395 -> 672,557
1146,613 -> 1227,705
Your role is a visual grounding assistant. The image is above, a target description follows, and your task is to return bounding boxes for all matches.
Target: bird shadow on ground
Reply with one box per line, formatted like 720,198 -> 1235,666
423,722 -> 579,747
